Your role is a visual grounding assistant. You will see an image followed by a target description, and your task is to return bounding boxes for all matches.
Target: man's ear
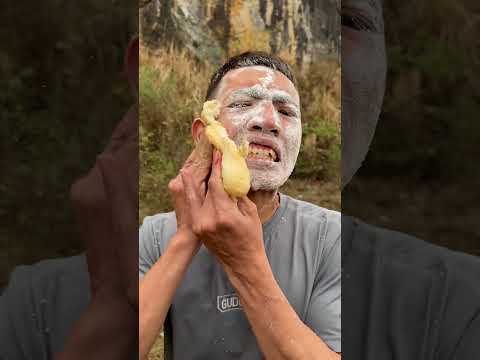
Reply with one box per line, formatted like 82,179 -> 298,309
192,118 -> 206,144
124,36 -> 139,98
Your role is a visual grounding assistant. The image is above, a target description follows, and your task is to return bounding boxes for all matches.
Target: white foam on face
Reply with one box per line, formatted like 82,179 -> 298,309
214,66 -> 302,191
227,99 -> 265,129
246,118 -> 301,192
259,70 -> 274,88
227,103 -> 301,191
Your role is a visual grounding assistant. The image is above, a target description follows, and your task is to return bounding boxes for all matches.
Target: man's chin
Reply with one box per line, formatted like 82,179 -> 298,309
249,170 -> 290,192
250,182 -> 280,192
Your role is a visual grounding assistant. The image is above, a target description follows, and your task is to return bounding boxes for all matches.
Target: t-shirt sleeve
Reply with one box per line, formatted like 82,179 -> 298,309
304,218 -> 341,353
451,313 -> 480,359
139,215 -> 160,278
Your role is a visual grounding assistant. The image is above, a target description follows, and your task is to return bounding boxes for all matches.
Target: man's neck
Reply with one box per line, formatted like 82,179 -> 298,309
248,189 -> 280,224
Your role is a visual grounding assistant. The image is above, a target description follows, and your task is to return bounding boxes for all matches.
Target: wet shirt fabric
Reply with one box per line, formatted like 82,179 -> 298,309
139,193 -> 341,359
342,216 -> 480,360
0,255 -> 90,359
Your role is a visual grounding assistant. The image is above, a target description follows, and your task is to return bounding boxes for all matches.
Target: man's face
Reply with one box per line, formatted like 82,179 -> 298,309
342,0 -> 387,188
213,66 -> 302,191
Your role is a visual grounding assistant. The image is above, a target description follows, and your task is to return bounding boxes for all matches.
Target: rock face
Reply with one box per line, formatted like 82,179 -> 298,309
140,0 -> 339,66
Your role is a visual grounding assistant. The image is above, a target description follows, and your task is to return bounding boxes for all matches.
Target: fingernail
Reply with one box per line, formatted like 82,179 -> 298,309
215,151 -> 222,165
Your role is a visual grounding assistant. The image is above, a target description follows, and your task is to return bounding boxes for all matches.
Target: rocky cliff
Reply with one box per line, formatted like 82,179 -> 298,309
140,0 -> 339,66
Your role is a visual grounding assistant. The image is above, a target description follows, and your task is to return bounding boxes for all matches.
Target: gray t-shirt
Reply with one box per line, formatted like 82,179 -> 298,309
0,255 -> 90,359
139,193 -> 341,359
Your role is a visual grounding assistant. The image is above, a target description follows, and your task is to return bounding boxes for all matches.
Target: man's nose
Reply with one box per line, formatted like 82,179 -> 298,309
247,102 -> 280,136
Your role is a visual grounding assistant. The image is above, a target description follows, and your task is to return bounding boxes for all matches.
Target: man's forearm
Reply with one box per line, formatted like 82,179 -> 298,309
139,231 -> 200,360
225,255 -> 340,360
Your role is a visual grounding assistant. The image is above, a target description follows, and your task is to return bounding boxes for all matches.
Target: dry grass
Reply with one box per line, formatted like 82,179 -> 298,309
140,43 -> 213,105
148,334 -> 164,360
296,61 -> 340,128
139,42 -> 213,218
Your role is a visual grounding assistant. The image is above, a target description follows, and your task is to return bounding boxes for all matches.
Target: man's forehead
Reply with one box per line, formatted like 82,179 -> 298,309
217,65 -> 298,101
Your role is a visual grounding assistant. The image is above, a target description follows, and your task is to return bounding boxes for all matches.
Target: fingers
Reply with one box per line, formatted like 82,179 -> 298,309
180,168 -> 203,215
207,150 -> 233,206
237,195 -> 258,217
207,150 -> 223,193
183,131 -> 213,184
196,130 -> 213,163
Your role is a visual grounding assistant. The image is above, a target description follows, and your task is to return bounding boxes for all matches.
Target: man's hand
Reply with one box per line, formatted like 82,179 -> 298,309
180,149 -> 340,360
168,132 -> 212,240
180,150 -> 266,273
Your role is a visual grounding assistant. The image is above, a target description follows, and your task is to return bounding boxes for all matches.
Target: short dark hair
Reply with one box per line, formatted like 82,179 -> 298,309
205,51 -> 296,100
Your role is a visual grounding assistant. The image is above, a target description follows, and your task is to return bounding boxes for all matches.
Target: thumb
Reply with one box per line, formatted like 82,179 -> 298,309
184,131 -> 213,182
195,131 -> 213,165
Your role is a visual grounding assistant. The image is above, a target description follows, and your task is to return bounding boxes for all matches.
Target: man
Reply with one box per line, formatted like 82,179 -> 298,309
139,53 -> 341,359
341,0 -> 480,358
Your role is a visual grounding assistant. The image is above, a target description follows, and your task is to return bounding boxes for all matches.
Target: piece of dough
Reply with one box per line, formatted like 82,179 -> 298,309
200,100 -> 251,198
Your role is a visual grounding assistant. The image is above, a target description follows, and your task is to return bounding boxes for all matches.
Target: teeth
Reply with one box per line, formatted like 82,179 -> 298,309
248,145 -> 278,161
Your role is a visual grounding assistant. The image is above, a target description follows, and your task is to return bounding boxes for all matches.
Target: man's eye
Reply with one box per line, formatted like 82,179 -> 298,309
279,109 -> 292,117
229,102 -> 251,108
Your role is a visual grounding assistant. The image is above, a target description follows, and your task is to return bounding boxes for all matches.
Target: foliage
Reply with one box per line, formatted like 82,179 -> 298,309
139,45 -> 213,218
362,0 -> 480,180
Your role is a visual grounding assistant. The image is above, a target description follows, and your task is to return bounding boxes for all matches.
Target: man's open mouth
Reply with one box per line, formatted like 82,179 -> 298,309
247,143 -> 279,162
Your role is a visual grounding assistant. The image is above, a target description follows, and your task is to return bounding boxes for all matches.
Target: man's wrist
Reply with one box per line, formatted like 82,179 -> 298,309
224,252 -> 274,293
170,228 -> 201,254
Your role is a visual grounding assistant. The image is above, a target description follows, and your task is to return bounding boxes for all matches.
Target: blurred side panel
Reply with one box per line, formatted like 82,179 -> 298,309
0,0 -> 139,358
342,0 -> 480,359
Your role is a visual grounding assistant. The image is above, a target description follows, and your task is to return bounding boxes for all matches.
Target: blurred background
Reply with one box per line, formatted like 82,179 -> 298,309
0,2 -> 136,285
139,1 -> 340,358
343,0 -> 480,256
